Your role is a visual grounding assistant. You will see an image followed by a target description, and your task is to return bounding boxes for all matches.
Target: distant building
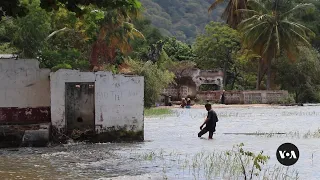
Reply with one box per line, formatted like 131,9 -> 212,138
162,68 -> 224,101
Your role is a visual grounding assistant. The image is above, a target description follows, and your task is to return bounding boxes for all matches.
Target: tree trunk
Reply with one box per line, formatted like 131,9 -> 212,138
223,61 -> 227,89
266,58 -> 272,90
256,58 -> 262,90
231,77 -> 236,90
295,91 -> 299,103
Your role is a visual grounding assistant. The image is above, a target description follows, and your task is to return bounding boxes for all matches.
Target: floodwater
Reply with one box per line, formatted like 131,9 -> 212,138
1,104 -> 320,180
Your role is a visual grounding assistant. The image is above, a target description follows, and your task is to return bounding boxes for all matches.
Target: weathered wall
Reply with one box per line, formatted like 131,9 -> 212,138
50,70 -> 144,141
196,90 -> 223,103
162,85 -> 191,99
225,90 -> 289,104
0,59 -> 51,124
196,90 -> 289,104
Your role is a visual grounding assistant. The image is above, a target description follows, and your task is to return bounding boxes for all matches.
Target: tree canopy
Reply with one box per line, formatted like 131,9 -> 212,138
0,0 -> 142,19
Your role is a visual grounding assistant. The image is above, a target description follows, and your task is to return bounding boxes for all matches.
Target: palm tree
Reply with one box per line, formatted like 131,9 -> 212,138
90,2 -> 144,70
208,0 -> 248,29
237,0 -> 315,89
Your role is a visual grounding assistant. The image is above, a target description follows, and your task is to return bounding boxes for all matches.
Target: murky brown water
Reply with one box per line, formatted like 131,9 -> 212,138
1,104 -> 320,179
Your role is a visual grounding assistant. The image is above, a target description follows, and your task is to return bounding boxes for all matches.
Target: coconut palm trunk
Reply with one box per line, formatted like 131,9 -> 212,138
256,58 -> 262,90
266,58 -> 272,90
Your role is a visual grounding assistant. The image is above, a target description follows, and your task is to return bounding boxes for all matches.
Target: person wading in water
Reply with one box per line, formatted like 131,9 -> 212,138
198,104 -> 219,139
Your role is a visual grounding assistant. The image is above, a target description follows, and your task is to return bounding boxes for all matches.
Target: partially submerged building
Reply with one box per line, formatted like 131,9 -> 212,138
161,67 -> 288,104
0,58 -> 144,147
162,68 -> 224,101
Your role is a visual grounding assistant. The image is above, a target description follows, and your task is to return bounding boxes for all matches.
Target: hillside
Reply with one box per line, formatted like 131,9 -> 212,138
140,0 -> 225,44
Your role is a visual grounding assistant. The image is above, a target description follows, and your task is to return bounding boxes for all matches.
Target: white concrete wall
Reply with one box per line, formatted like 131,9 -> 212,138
50,69 -> 144,133
0,59 -> 50,107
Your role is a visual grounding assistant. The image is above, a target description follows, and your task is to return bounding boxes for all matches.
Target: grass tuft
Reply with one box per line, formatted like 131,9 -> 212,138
144,108 -> 173,117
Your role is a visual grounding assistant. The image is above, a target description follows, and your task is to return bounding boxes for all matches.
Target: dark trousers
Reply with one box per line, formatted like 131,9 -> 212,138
198,124 -> 216,139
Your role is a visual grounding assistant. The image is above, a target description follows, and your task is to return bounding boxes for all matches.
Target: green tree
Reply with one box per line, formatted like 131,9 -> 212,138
38,6 -> 91,70
125,58 -> 175,107
40,0 -> 142,16
275,47 -> 320,102
12,0 -> 51,58
194,21 -> 241,89
162,37 -> 195,61
238,0 -> 315,90
140,0 -> 224,43
0,0 -> 28,19
130,18 -> 163,60
0,0 -> 142,19
294,0 -> 320,52
0,17 -> 18,53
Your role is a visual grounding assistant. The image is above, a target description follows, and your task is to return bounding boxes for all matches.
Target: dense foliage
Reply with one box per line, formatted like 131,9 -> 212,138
1,0 -> 320,104
140,0 -> 225,43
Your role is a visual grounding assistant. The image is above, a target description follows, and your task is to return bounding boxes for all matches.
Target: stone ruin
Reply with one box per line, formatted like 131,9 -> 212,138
162,68 -> 224,101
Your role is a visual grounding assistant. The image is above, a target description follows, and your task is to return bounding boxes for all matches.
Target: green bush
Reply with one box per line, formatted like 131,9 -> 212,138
51,63 -> 72,72
144,108 -> 173,117
125,58 -> 175,108
277,94 -> 296,104
38,49 -> 90,70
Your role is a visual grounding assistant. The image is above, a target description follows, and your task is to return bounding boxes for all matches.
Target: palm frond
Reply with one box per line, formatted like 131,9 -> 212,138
289,28 -> 312,47
236,9 -> 260,15
238,15 -> 260,28
241,21 -> 268,35
246,0 -> 268,13
281,20 -> 315,37
249,25 -> 270,48
280,3 -> 314,18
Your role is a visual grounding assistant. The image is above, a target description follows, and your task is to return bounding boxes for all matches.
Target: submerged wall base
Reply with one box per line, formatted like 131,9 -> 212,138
51,126 -> 143,144
0,123 -> 50,148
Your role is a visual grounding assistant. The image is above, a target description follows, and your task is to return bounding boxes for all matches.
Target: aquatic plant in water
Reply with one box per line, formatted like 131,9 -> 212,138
134,144 -> 299,180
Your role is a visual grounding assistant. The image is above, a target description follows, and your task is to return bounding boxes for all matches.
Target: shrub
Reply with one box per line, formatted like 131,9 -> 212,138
51,63 -> 72,72
125,58 -> 175,108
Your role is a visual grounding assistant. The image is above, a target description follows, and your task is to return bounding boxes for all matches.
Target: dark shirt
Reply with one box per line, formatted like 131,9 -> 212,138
206,109 -> 218,129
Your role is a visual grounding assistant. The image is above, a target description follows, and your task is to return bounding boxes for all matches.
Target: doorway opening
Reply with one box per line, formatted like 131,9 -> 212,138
65,82 -> 95,136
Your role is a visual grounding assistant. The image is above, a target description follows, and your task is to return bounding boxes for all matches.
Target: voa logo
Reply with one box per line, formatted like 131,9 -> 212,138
278,150 -> 297,159
276,143 -> 300,166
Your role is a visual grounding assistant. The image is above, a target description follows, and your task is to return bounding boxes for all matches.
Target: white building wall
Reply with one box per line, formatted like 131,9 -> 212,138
0,59 -> 50,107
50,69 -> 144,133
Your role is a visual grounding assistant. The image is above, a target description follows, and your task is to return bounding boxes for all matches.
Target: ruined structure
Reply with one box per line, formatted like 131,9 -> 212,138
0,59 -> 51,147
223,90 -> 289,104
162,68 -> 224,100
0,58 -> 144,147
197,90 -> 289,104
162,67 -> 289,104
50,70 -> 144,142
